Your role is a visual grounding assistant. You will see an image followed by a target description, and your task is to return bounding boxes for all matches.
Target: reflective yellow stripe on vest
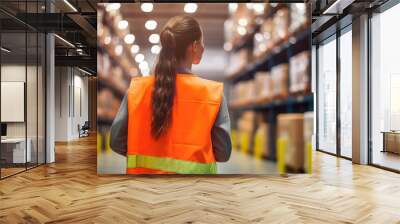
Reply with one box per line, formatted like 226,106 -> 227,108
127,154 -> 217,174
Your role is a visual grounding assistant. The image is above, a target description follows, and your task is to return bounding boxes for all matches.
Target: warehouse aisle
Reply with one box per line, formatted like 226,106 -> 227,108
218,150 -> 277,174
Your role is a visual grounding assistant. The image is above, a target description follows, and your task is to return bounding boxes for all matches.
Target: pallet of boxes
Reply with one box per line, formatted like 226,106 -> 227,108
277,111 -> 313,173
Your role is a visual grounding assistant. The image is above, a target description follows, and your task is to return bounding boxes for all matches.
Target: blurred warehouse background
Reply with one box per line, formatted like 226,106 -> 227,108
97,3 -> 312,174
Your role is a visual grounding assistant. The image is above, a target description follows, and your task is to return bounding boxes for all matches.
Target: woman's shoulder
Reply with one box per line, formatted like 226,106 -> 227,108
129,75 -> 154,88
189,75 -> 222,87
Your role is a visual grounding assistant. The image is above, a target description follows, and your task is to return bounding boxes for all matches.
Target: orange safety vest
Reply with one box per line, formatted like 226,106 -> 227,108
126,74 -> 223,174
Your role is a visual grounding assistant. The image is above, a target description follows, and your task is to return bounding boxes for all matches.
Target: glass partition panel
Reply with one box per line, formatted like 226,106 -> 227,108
371,3 -> 400,171
317,36 -> 337,154
1,30 -> 27,177
339,28 -> 352,158
27,30 -> 38,169
38,32 -> 45,165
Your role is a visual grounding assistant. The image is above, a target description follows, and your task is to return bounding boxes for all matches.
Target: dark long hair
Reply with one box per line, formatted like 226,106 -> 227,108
151,15 -> 202,139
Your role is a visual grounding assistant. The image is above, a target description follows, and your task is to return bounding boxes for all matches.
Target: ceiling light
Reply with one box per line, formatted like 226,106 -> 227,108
54,34 -> 75,48
151,45 -> 161,54
145,20 -> 157,30
130,44 -> 140,54
124,34 -> 135,44
149,34 -> 160,44
105,3 -> 121,12
228,3 -> 238,13
141,3 -> 153,12
104,36 -> 111,45
135,53 -> 144,63
114,45 -> 123,56
1,47 -> 11,53
238,18 -> 248,26
253,3 -> 265,14
118,20 -> 128,30
76,48 -> 83,52
63,0 -> 78,12
184,3 -> 197,13
139,61 -> 149,70
237,26 -> 247,36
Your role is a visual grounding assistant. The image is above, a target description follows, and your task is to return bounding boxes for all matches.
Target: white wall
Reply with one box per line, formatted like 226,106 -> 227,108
1,65 -> 37,138
55,67 -> 89,141
1,64 -> 46,164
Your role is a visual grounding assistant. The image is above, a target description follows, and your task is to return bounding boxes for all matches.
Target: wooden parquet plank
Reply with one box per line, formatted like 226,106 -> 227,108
0,135 -> 400,223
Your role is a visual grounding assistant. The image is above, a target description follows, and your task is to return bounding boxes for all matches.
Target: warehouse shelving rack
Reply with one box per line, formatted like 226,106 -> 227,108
227,12 -> 313,161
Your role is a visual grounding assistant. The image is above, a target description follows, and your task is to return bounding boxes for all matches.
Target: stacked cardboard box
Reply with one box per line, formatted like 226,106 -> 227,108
289,3 -> 308,33
289,51 -> 310,94
253,18 -> 274,57
272,8 -> 290,43
277,113 -> 304,172
230,79 -> 257,106
226,48 -> 253,76
271,63 -> 289,99
254,72 -> 273,103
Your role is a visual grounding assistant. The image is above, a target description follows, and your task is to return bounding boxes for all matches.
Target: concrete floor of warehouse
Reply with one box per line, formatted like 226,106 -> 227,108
98,144 -> 278,175
1,135 -> 400,223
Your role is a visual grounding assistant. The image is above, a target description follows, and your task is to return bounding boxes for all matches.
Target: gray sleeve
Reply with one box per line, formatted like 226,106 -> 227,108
211,94 -> 232,162
110,94 -> 128,156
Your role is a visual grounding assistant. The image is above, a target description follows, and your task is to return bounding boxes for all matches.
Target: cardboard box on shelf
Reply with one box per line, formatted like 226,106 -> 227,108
271,63 -> 289,99
254,72 -> 273,103
277,113 -> 304,172
272,7 -> 289,43
231,79 -> 257,106
226,48 -> 253,77
289,3 -> 308,33
289,51 -> 310,94
253,18 -> 274,57
225,4 -> 257,50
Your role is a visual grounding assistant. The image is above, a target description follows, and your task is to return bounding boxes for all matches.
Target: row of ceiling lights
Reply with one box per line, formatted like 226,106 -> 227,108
140,3 -> 198,73
105,3 -> 200,76
140,3 -> 198,13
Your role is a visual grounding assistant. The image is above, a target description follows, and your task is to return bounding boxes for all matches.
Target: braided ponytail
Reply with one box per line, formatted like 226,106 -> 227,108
151,16 -> 202,139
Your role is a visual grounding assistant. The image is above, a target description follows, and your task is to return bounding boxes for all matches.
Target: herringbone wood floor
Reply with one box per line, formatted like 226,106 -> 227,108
1,135 -> 400,223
